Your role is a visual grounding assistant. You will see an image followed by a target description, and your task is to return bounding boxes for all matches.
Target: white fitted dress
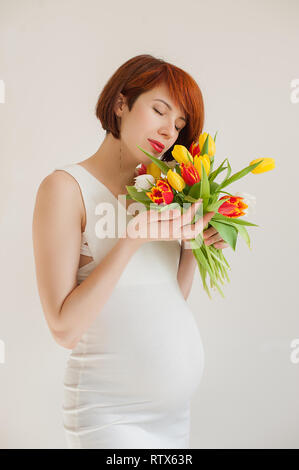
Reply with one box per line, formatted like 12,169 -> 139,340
53,163 -> 205,449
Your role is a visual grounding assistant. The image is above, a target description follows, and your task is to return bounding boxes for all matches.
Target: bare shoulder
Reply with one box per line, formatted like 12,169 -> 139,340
35,169 -> 85,230
39,168 -> 79,193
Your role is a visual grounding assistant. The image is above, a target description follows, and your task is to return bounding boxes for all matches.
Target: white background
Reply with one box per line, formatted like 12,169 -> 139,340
0,0 -> 298,448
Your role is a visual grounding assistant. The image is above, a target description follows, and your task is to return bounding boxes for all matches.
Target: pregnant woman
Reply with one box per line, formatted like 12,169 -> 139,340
32,54 -> 227,449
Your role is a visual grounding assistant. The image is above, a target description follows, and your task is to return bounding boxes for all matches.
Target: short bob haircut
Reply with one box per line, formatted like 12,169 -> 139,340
95,54 -> 205,162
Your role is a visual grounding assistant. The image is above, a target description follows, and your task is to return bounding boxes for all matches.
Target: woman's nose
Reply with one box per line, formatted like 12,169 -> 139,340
159,124 -> 176,140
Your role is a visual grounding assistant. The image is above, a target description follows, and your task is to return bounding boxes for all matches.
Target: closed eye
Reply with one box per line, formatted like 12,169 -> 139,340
153,108 -> 181,132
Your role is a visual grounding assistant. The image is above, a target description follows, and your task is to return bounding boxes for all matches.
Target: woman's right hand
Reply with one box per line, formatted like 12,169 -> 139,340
124,200 -> 215,246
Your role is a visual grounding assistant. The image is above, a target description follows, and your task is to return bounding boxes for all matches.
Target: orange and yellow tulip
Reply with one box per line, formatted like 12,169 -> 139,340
218,196 -> 248,218
146,178 -> 174,205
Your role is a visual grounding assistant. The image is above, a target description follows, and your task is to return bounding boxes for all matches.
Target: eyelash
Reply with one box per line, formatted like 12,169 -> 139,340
153,108 -> 181,132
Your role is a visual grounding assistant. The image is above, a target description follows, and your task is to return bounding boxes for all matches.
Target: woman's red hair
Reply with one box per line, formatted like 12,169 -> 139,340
95,54 -> 205,161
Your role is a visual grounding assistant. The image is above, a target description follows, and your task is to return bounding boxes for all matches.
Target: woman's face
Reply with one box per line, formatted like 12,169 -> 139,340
118,82 -> 187,165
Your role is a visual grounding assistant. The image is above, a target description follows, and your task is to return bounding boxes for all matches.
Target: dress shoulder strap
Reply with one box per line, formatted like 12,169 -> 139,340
52,163 -> 118,264
53,163 -> 101,202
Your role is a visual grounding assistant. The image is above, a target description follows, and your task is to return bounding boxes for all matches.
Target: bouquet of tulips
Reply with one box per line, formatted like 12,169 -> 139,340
125,132 -> 275,298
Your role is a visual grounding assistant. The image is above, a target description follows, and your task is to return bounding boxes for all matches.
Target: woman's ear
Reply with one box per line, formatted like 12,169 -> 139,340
114,92 -> 127,118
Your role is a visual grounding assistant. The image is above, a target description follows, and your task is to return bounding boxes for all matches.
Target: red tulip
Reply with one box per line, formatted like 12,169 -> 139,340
218,195 -> 248,218
136,163 -> 147,176
180,162 -> 200,185
146,178 -> 174,205
189,141 -> 200,158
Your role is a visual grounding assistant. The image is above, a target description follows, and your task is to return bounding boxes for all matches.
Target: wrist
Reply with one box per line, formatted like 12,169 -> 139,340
181,240 -> 193,251
120,234 -> 145,252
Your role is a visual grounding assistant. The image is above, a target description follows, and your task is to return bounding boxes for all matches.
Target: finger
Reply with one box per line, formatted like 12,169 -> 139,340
181,210 -> 214,240
180,239 -> 192,249
213,241 -> 229,249
145,208 -> 181,238
163,201 -> 201,240
189,211 -> 214,236
181,200 -> 202,227
204,233 -> 223,246
141,209 -> 159,223
202,211 -> 215,226
156,208 -> 182,221
203,226 -> 218,239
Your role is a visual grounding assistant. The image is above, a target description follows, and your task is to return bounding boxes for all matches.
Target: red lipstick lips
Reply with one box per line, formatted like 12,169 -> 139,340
148,139 -> 165,152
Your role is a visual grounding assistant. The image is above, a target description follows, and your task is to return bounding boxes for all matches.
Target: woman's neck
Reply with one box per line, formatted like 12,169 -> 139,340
87,135 -> 137,193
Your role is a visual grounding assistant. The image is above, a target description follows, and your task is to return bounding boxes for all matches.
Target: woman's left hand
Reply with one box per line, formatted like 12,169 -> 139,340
203,227 -> 229,249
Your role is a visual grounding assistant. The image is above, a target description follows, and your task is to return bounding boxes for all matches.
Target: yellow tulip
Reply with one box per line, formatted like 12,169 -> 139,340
198,132 -> 216,157
193,154 -> 210,178
146,162 -> 161,178
171,145 -> 193,165
250,158 -> 275,174
167,169 -> 186,192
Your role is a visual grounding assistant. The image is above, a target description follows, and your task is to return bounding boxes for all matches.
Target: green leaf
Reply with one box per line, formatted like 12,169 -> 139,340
199,161 -> 210,209
217,158 -> 232,188
183,183 -> 190,195
212,212 -> 259,227
188,232 -> 204,249
192,246 -> 226,298
225,159 -> 232,181
186,150 -> 194,163
126,185 -> 152,203
213,130 -> 218,142
176,165 -> 182,177
188,181 -> 201,199
208,159 -> 227,183
200,134 -> 209,155
191,245 -> 216,279
217,190 -> 235,197
156,202 -> 182,213
209,247 -> 229,269
209,155 -> 215,174
204,244 -> 217,277
197,261 -> 211,299
184,194 -> 199,203
233,224 -> 251,249
209,220 -> 238,251
174,193 -> 184,204
206,198 -> 231,212
209,181 -> 219,192
217,159 -> 265,191
211,218 -> 252,249
136,145 -> 170,175
221,221 -> 251,249
205,181 -> 220,208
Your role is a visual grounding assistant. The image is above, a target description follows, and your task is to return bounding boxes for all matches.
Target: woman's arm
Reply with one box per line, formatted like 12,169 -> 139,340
177,240 -> 197,301
32,171 -> 142,350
